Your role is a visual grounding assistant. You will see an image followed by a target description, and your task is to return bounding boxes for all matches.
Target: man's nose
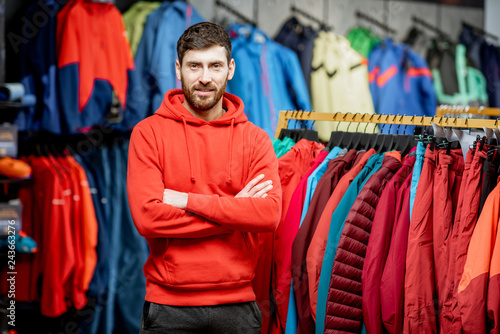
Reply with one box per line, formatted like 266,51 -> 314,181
199,69 -> 212,84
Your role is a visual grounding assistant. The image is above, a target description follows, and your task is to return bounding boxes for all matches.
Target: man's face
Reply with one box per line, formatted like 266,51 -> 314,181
176,46 -> 235,113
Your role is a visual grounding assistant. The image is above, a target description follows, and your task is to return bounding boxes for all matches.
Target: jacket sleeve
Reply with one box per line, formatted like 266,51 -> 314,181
125,13 -> 155,123
127,123 -> 233,239
185,130 -> 282,233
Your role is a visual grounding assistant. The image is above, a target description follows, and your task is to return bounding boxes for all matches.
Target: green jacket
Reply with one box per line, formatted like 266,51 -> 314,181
123,1 -> 161,56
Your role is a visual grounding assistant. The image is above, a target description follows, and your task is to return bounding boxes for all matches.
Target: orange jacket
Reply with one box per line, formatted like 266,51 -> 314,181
458,178 -> 500,333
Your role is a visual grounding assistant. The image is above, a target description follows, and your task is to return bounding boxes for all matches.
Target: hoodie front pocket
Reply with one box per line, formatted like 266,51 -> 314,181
162,232 -> 255,287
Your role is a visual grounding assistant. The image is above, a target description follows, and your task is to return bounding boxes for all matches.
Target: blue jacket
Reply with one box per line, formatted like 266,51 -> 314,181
368,39 -> 437,134
126,1 -> 205,125
227,24 -> 312,137
15,0 -> 62,133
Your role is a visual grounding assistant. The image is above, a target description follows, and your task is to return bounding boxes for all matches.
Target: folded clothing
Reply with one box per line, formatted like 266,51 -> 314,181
0,230 -> 38,253
0,157 -> 32,179
0,83 -> 36,107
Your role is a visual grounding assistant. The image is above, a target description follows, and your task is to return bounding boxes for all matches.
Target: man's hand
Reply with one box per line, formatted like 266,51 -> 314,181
235,174 -> 273,198
163,189 -> 188,209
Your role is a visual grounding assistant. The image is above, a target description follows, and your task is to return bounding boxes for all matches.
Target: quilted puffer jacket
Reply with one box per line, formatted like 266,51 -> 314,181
324,153 -> 402,333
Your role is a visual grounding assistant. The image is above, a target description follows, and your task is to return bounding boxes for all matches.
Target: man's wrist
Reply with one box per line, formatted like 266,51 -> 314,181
180,193 -> 188,209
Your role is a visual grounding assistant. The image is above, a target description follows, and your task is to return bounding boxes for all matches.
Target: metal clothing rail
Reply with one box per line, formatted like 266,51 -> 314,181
355,11 -> 396,35
412,16 -> 454,44
291,5 -> 333,31
215,0 -> 257,27
275,111 -> 500,138
462,21 -> 499,42
436,105 -> 500,117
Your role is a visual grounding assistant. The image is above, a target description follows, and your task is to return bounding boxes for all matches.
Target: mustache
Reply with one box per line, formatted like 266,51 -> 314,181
193,84 -> 216,90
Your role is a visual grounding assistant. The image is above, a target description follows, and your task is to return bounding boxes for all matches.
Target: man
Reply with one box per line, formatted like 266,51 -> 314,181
127,22 -> 282,333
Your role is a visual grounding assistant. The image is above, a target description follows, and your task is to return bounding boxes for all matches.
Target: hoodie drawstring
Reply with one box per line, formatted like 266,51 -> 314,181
181,116 -> 196,183
225,118 -> 235,185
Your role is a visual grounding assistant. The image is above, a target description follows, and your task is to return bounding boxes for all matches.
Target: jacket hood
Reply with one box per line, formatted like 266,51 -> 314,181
156,89 -> 248,125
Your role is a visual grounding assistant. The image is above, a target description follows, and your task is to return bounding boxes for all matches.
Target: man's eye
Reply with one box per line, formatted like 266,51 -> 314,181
213,64 -> 221,69
190,64 -> 198,69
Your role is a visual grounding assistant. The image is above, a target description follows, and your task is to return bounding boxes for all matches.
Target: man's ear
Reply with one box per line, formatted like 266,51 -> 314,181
227,58 -> 235,81
175,59 -> 181,81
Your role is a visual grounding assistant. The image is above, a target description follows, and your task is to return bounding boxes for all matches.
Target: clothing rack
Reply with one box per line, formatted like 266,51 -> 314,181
275,111 -> 500,138
462,21 -> 499,42
291,5 -> 333,31
436,105 -> 500,117
215,0 -> 257,27
355,11 -> 396,35
412,16 -> 454,43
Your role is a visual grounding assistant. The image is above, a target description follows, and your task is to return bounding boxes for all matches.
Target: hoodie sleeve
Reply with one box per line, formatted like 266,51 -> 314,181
127,123 -> 233,239
186,130 -> 282,233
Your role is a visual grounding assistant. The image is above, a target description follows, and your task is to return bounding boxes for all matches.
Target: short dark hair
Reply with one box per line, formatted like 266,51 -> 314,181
177,22 -> 232,65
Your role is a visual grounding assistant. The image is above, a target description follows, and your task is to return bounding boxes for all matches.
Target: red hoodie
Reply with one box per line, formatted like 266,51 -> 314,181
127,89 -> 282,306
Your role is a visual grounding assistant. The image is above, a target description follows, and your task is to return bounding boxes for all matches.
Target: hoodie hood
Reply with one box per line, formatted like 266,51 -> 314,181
155,89 -> 247,185
156,89 -> 248,125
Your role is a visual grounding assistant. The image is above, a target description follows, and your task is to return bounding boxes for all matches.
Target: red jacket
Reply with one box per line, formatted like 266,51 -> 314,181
127,90 -> 282,306
272,150 -> 328,331
404,146 -> 438,333
380,171 -> 413,333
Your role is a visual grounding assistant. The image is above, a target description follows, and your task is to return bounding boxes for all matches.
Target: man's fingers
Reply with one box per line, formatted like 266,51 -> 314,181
248,180 -> 272,196
243,174 -> 265,192
253,184 -> 273,198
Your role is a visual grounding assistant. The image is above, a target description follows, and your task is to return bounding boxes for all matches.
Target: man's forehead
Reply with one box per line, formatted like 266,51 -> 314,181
182,46 -> 227,62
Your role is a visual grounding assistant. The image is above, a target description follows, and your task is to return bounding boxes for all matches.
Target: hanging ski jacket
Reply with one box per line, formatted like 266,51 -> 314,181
362,153 -> 415,334
275,17 -> 318,93
272,137 -> 295,158
380,171 -> 414,334
307,149 -> 376,321
57,0 -> 135,133
458,178 -> 500,333
15,0 -> 63,133
271,139 -> 324,334
346,26 -> 381,59
273,151 -> 328,332
368,38 -> 437,134
291,149 -> 359,334
311,31 -> 376,141
404,146 -> 438,333
460,26 -> 500,108
428,41 -> 488,107
228,24 -> 312,138
440,145 -> 485,333
123,1 -> 161,56
324,152 -> 402,333
127,1 -> 204,124
316,152 -> 385,334
286,147 -> 342,334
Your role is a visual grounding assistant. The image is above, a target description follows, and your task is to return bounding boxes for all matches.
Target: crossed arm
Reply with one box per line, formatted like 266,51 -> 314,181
163,174 -> 274,208
127,124 -> 282,239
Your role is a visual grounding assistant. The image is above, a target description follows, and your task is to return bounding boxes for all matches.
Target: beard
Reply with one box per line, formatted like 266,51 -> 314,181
182,79 -> 227,112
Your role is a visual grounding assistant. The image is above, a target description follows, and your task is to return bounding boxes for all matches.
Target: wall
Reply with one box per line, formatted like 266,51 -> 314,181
485,0 -> 499,43
206,0 -> 483,42
5,0 -> 484,42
